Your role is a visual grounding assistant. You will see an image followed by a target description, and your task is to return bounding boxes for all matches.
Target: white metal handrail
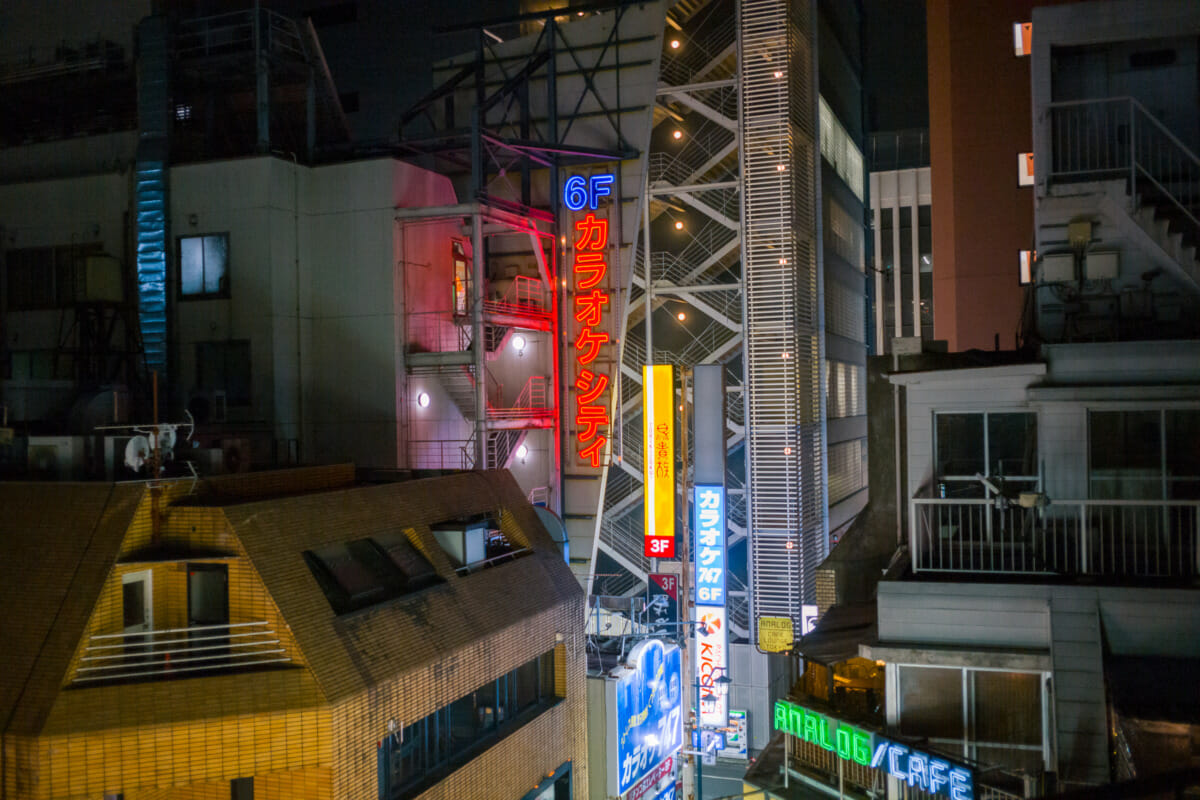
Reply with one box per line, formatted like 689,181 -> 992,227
911,497 -> 1200,577
75,621 -> 290,683
1045,96 -> 1200,233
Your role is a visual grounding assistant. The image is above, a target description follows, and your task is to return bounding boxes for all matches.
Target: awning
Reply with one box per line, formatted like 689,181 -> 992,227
794,602 -> 877,666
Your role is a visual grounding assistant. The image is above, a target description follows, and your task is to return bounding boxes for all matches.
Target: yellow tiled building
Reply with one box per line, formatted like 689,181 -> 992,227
0,466 -> 586,800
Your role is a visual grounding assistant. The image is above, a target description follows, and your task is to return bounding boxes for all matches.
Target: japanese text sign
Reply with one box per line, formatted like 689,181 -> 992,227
695,605 -> 728,728
693,485 -> 726,606
565,172 -> 617,468
643,364 -> 675,558
608,639 -> 684,796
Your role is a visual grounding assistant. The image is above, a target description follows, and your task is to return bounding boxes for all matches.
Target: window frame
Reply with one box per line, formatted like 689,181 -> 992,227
1087,407 -> 1200,500
896,664 -> 1052,774
933,410 -> 1040,498
177,232 -> 231,300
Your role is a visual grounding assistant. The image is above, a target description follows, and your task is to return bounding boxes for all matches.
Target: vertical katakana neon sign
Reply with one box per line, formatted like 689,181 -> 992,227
564,173 -> 616,468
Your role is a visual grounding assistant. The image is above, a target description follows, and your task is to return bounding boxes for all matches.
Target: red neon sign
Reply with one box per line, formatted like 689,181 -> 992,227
571,208 -> 613,467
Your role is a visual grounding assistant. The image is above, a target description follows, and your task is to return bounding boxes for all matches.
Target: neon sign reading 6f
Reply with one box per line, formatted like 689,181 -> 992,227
563,173 -> 615,211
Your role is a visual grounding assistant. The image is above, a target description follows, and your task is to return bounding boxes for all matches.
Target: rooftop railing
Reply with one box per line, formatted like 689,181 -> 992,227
75,621 -> 289,684
911,496 -> 1200,578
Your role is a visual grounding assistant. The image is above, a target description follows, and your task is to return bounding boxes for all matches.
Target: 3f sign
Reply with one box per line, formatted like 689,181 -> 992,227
563,174 -> 615,211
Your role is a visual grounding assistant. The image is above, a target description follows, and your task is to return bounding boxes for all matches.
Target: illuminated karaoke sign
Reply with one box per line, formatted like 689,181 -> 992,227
693,485 -> 726,606
607,639 -> 684,797
774,700 -> 975,800
565,173 -> 616,468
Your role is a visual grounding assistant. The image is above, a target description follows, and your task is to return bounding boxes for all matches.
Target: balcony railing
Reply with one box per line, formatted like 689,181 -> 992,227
75,621 -> 289,683
911,497 -> 1200,578
1045,96 -> 1200,235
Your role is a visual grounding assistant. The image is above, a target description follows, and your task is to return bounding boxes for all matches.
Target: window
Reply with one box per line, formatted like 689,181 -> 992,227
179,233 -> 229,298
899,666 -> 1047,774
377,650 -> 560,800
231,777 -> 253,800
935,412 -> 1038,498
828,439 -> 868,505
195,340 -> 251,406
4,243 -> 101,309
1089,409 -> 1200,500
304,535 -> 442,614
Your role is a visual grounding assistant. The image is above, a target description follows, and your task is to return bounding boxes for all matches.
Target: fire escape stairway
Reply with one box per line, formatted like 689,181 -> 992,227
1047,97 -> 1200,292
594,6 -> 748,638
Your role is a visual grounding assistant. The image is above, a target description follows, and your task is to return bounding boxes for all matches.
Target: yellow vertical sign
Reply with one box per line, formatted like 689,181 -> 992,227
642,365 -> 675,558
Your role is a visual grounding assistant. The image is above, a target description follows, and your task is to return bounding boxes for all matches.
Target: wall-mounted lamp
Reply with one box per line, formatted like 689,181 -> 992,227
511,334 -> 527,354
516,443 -> 529,461
416,391 -> 430,408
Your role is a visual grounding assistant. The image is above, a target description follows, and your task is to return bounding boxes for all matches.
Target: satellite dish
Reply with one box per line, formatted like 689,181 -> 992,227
124,436 -> 150,473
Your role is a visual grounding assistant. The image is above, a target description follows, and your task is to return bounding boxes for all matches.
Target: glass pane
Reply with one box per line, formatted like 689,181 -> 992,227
1166,410 -> 1200,499
224,341 -> 251,405
974,671 -> 1041,745
936,413 -> 985,477
898,666 -> 963,741
899,207 -> 913,336
311,542 -> 383,604
1090,411 -> 1161,499
515,658 -> 540,711
122,580 -> 145,628
476,679 -> 501,729
202,235 -> 228,294
987,413 -> 1038,477
180,237 -> 204,295
446,693 -> 478,756
374,531 -> 438,587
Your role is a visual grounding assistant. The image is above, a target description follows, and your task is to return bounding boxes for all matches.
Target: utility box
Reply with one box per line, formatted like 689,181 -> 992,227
1085,250 -> 1119,280
1040,252 -> 1076,283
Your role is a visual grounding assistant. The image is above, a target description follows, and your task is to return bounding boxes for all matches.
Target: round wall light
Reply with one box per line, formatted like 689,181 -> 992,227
516,444 -> 529,460
416,391 -> 431,408
511,334 -> 527,353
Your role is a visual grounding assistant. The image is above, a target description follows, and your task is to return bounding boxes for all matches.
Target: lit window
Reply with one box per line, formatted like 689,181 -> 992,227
179,233 -> 229,298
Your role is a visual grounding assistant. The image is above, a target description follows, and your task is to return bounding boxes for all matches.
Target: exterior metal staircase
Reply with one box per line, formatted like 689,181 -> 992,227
1045,96 -> 1200,289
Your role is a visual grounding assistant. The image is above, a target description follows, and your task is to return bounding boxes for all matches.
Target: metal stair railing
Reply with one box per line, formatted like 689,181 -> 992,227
648,117 -> 736,186
659,15 -> 735,86
1046,96 -> 1200,238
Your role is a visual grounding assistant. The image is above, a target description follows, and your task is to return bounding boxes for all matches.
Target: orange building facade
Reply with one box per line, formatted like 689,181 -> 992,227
1,466 -> 584,800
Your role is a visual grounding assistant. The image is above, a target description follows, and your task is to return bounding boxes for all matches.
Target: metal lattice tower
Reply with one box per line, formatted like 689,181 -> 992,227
739,0 -> 827,629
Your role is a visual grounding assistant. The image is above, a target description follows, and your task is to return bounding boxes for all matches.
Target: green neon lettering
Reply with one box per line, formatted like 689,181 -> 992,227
836,726 -> 852,758
789,706 -> 804,738
852,730 -> 872,765
774,700 -> 788,732
803,710 -> 821,743
817,715 -> 835,751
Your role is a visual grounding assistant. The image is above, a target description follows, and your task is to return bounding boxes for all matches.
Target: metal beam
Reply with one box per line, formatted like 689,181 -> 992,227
648,180 -> 739,196
655,78 -> 736,95
675,190 -> 739,230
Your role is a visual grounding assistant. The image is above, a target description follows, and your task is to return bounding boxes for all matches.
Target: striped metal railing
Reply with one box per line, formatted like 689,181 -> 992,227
911,497 -> 1200,578
75,621 -> 289,683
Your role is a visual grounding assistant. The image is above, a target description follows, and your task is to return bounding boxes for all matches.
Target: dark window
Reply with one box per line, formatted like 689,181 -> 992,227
231,777 -> 253,800
936,412 -> 1038,497
1090,409 -> 1200,499
304,534 -> 442,614
1129,49 -> 1175,70
899,206 -> 913,337
308,2 -> 357,26
378,650 -> 559,800
179,233 -> 229,298
339,91 -> 360,113
4,243 -> 101,309
195,340 -> 251,406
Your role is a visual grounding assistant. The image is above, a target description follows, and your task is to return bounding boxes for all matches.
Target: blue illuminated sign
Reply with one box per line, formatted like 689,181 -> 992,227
563,173 -> 615,211
693,485 -> 726,606
612,639 -> 684,795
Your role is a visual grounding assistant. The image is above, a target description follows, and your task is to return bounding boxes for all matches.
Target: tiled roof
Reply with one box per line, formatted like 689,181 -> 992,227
224,469 -> 581,703
0,483 -> 142,734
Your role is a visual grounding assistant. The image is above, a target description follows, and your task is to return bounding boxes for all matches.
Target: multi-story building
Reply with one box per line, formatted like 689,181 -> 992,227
0,465 -> 585,800
749,2 -> 1200,797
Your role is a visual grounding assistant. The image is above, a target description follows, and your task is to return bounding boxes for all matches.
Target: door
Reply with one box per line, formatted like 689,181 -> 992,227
187,564 -> 229,663
122,570 -> 152,666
